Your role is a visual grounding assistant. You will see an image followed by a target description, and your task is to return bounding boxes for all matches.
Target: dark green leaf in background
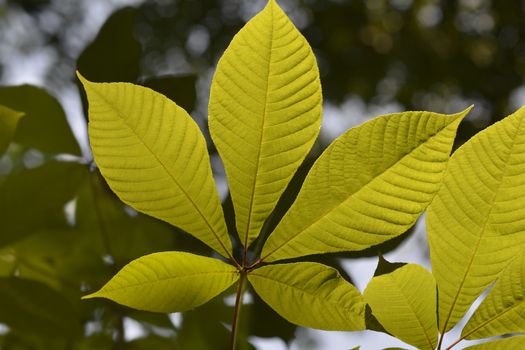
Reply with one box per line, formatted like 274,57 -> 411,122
75,171 -> 176,267
140,75 -> 197,112
0,161 -> 86,247
76,7 -> 141,122
76,7 -> 140,84
373,255 -> 407,277
0,104 -> 24,155
0,277 -> 81,338
0,85 -> 81,155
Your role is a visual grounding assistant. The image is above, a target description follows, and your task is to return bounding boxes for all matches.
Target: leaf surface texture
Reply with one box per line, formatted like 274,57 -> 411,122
262,109 -> 468,261
79,75 -> 233,258
84,252 -> 239,312
209,0 -> 322,248
463,336 -> 525,349
427,106 -> 525,332
462,253 -> 525,339
364,264 -> 438,350
248,262 -> 366,330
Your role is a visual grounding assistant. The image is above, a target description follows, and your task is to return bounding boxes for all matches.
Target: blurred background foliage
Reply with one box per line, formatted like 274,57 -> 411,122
0,0 -> 524,348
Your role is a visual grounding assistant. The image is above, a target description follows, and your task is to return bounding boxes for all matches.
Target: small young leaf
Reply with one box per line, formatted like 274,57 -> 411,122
83,252 -> 239,312
248,262 -> 366,330
262,108 -> 469,262
78,74 -> 233,259
0,104 -> 24,155
209,0 -> 322,249
364,264 -> 438,350
463,336 -> 525,349
427,105 -> 525,332
462,253 -> 525,339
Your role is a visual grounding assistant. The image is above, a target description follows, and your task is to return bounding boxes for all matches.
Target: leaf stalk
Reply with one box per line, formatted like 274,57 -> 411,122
230,272 -> 247,350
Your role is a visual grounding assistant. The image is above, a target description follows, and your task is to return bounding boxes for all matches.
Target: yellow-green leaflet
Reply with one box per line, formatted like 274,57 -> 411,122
78,74 -> 233,259
208,0 -> 322,249
83,252 -> 239,312
463,336 -> 525,350
364,264 -> 438,350
427,105 -> 525,333
248,262 -> 366,330
0,104 -> 24,155
462,253 -> 525,339
262,109 -> 469,262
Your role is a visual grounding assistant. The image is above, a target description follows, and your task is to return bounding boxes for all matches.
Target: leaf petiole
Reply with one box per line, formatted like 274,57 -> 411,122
230,272 -> 247,350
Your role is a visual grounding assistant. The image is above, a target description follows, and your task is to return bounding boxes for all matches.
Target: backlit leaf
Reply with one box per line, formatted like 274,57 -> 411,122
0,85 -> 81,155
0,104 -> 24,155
248,262 -> 365,330
462,253 -> 525,339
83,252 -> 239,312
209,0 -> 322,249
364,264 -> 438,350
78,75 -> 233,259
464,336 -> 525,349
262,108 -> 469,262
427,105 -> 525,332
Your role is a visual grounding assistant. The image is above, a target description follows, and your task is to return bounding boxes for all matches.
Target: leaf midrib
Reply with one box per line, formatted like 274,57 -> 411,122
388,273 -> 436,350
439,114 -> 524,334
243,1 -> 274,251
98,270 -> 238,294
463,295 -> 525,339
249,272 -> 365,318
89,85 -> 232,260
262,118 -> 458,261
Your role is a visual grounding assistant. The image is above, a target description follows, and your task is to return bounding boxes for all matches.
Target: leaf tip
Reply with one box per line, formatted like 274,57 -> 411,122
456,104 -> 474,119
265,0 -> 283,13
81,290 -> 103,300
76,70 -> 89,86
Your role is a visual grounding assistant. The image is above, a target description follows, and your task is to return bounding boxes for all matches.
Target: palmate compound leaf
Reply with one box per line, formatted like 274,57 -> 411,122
83,252 -> 239,312
364,263 -> 438,350
208,0 -> 322,249
261,108 -> 470,262
78,74 -> 234,260
0,104 -> 24,155
463,336 -> 525,349
247,262 -> 366,330
462,252 -> 525,339
427,105 -> 525,333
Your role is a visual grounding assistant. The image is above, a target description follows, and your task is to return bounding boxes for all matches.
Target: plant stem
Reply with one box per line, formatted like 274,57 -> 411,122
445,336 -> 464,350
230,272 -> 247,350
437,333 -> 445,350
115,311 -> 125,350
